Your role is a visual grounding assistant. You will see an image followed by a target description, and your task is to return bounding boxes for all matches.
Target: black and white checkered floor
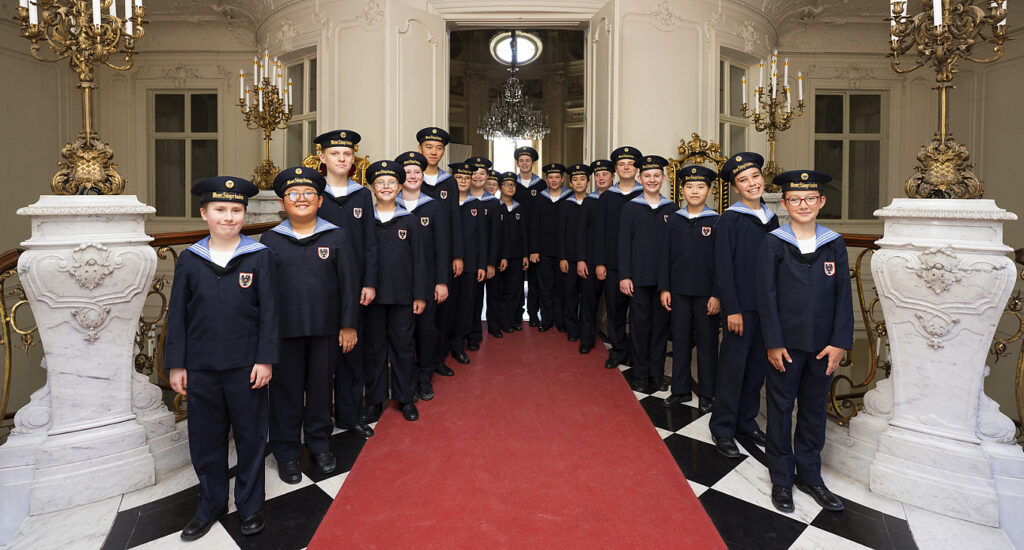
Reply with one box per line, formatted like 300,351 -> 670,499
8,352 -> 998,549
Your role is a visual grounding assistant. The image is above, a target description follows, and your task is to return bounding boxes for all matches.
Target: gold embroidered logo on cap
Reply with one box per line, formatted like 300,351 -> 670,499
409,153 -> 415,157
801,172 -> 809,181
432,128 -> 437,134
340,131 -> 347,138
295,168 -> 302,174
735,156 -> 743,162
225,180 -> 235,189
624,147 -> 630,152
691,168 -> 697,174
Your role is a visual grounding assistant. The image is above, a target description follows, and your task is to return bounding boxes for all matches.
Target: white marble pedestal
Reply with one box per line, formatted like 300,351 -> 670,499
244,189 -> 283,223
822,198 -> 1024,546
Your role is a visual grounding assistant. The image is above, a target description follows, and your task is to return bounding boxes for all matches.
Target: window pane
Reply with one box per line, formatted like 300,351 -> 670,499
814,140 -> 844,219
190,93 -> 218,133
289,63 -> 305,114
719,61 -> 727,115
850,95 -> 881,134
729,123 -> 746,153
849,140 -> 881,219
287,124 -> 303,167
307,121 -> 317,157
154,139 -> 186,217
719,122 -> 726,150
190,139 -> 219,218
815,94 -> 843,134
729,64 -> 746,117
154,94 -> 185,133
308,59 -> 317,112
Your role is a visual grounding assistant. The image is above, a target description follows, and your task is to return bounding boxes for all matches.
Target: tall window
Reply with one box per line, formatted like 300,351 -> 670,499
490,137 -> 536,174
286,56 -> 317,167
719,59 -> 749,153
813,92 -> 885,219
151,91 -> 219,218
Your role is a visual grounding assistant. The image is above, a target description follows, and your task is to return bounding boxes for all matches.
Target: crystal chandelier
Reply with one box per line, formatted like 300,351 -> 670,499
477,31 -> 550,141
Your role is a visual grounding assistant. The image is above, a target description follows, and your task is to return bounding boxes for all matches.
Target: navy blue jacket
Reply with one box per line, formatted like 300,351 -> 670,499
458,195 -> 489,274
475,192 -> 502,266
618,195 -> 677,287
318,180 -> 378,289
658,207 -> 720,297
397,194 -> 450,287
757,225 -> 854,352
513,175 -> 545,249
260,219 -> 359,338
530,187 -> 571,257
371,206 -> 430,304
595,182 -> 643,269
715,202 -> 780,315
557,194 -> 587,263
500,201 -> 528,260
421,169 -> 463,262
164,236 -> 279,371
577,192 -> 603,265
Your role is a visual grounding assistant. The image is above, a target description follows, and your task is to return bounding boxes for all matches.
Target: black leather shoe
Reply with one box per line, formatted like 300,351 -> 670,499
771,485 -> 795,514
567,335 -> 579,342
467,340 -> 481,351
502,327 -> 515,333
797,483 -> 844,511
450,351 -> 470,364
556,327 -> 567,333
277,459 -> 302,484
528,319 -> 540,327
629,377 -> 646,392
653,378 -> 669,392
713,436 -> 742,459
359,402 -> 383,423
698,397 -> 714,414
604,357 -> 620,369
400,402 -> 419,421
514,323 -> 523,331
737,429 -> 767,447
435,363 -> 455,376
488,330 -> 504,338
579,344 -> 592,354
313,451 -> 336,475
180,514 -> 221,541
240,511 -> 265,535
419,381 -> 435,401
538,324 -> 552,332
663,393 -> 692,407
348,423 -> 374,438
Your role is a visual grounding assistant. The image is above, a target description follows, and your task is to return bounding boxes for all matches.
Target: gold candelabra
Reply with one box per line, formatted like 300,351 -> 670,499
890,0 -> 1008,198
740,50 -> 805,192
15,0 -> 146,195
238,51 -> 293,190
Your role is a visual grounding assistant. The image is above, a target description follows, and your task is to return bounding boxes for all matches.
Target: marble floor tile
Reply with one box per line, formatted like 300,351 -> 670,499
811,497 -> 915,550
790,525 -> 871,550
662,433 -> 745,488
710,457 -> 824,524
903,504 -> 1012,550
637,396 -> 702,433
687,479 -> 709,497
656,427 -> 675,439
8,495 -> 121,550
674,414 -> 753,457
221,485 -> 333,550
315,472 -> 349,499
131,522 -> 238,550
699,488 -> 808,550
819,467 -> 906,519
226,464 -> 312,515
120,466 -> 199,511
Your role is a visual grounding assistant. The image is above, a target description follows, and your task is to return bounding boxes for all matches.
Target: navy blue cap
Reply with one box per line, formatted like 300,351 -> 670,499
465,156 -> 493,171
774,169 -> 831,193
416,127 -> 450,146
515,146 -> 539,161
273,166 -> 326,198
542,163 -> 566,175
487,169 -> 500,181
452,162 -> 474,176
568,163 -> 593,178
720,152 -> 764,183
678,165 -> 717,185
500,171 -> 517,184
590,159 -> 613,173
610,146 -> 642,164
638,155 -> 669,172
366,160 -> 406,184
314,129 -> 361,150
191,176 -> 259,205
396,151 -> 427,170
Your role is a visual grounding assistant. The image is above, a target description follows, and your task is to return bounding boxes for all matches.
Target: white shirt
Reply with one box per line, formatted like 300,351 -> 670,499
754,208 -> 769,224
423,173 -> 438,185
209,249 -> 232,267
797,237 -> 816,254
329,183 -> 350,197
293,230 -> 312,239
377,209 -> 396,223
404,197 -> 420,211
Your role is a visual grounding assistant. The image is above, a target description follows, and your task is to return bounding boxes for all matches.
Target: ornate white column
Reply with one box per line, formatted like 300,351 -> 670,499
0,195 -> 160,543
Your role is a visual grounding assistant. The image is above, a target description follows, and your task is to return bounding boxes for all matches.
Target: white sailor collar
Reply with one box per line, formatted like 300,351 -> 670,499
518,174 -> 542,188
769,223 -> 841,252
477,192 -> 499,202
504,200 -> 521,212
460,194 -> 479,206
539,187 -> 571,202
324,178 -> 364,198
630,194 -> 675,210
374,205 -> 412,222
270,218 -> 339,239
675,206 -> 719,220
187,235 -> 266,263
396,193 -> 435,211
587,191 -> 601,200
726,201 -> 777,224
567,194 -> 587,206
607,182 -> 642,195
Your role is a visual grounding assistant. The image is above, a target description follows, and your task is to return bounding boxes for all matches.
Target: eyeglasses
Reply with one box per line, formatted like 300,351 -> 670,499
784,195 -> 822,207
374,181 -> 400,188
285,190 -> 319,202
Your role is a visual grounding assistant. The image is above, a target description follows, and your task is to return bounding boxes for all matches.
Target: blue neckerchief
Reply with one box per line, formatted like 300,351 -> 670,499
270,218 -> 338,239
606,182 -> 642,195
374,205 -> 411,222
187,235 -> 266,263
675,206 -> 719,220
630,194 -> 675,210
396,193 -> 435,212
587,191 -> 601,200
726,201 -> 777,224
476,192 -> 499,202
567,194 -> 587,206
539,187 -> 570,202
504,201 -> 521,212
324,178 -> 363,198
460,194 -> 479,206
769,223 -> 841,252
425,168 -> 451,187
518,174 -> 542,188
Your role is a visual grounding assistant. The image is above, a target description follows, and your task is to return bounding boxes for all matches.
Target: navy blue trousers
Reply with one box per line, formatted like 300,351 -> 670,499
628,285 -> 668,381
334,315 -> 365,427
578,264 -> 603,349
525,263 -> 540,322
270,336 -> 333,462
765,349 -> 832,487
414,298 -> 439,385
536,255 -> 565,330
366,303 -> 418,405
668,294 -> 720,399
497,264 -> 524,330
561,269 -> 583,339
186,367 -> 267,521
603,268 -> 630,363
709,311 -> 767,438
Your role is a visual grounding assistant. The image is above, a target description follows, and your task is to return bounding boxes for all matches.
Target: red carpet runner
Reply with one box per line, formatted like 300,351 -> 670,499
309,326 -> 725,549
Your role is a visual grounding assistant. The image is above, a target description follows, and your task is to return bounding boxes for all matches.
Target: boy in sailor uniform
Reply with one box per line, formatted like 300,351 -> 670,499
444,163 -> 488,366
261,167 -> 361,486
416,127 -> 462,377
497,172 -> 529,333
757,170 -> 852,515
362,161 -> 430,423
595,146 -> 644,369
512,146 -> 545,326
395,152 -> 450,402
708,152 -> 780,459
312,130 -> 378,435
618,156 -> 677,393
465,157 -> 499,348
165,177 -> 275,540
575,159 -> 614,355
659,165 -> 721,414
484,169 -> 506,339
530,162 -> 572,333
558,163 -> 592,344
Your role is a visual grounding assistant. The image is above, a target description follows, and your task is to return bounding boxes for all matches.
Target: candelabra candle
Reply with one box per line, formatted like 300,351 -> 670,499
740,53 -> 806,189
889,0 -> 1009,198
237,59 -> 295,190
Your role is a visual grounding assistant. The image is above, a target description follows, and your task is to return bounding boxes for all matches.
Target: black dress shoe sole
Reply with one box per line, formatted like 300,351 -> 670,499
314,457 -> 337,475
240,517 -> 266,535
435,365 -> 456,376
420,391 -> 435,401
349,425 -> 374,438
772,499 -> 795,514
796,484 -> 845,511
579,346 -> 591,354
181,518 -> 219,541
737,432 -> 767,447
713,439 -> 742,459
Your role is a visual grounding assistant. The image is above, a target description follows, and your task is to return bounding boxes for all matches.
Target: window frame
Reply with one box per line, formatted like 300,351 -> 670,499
719,57 -> 751,155
148,89 -> 221,220
285,54 -> 318,167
